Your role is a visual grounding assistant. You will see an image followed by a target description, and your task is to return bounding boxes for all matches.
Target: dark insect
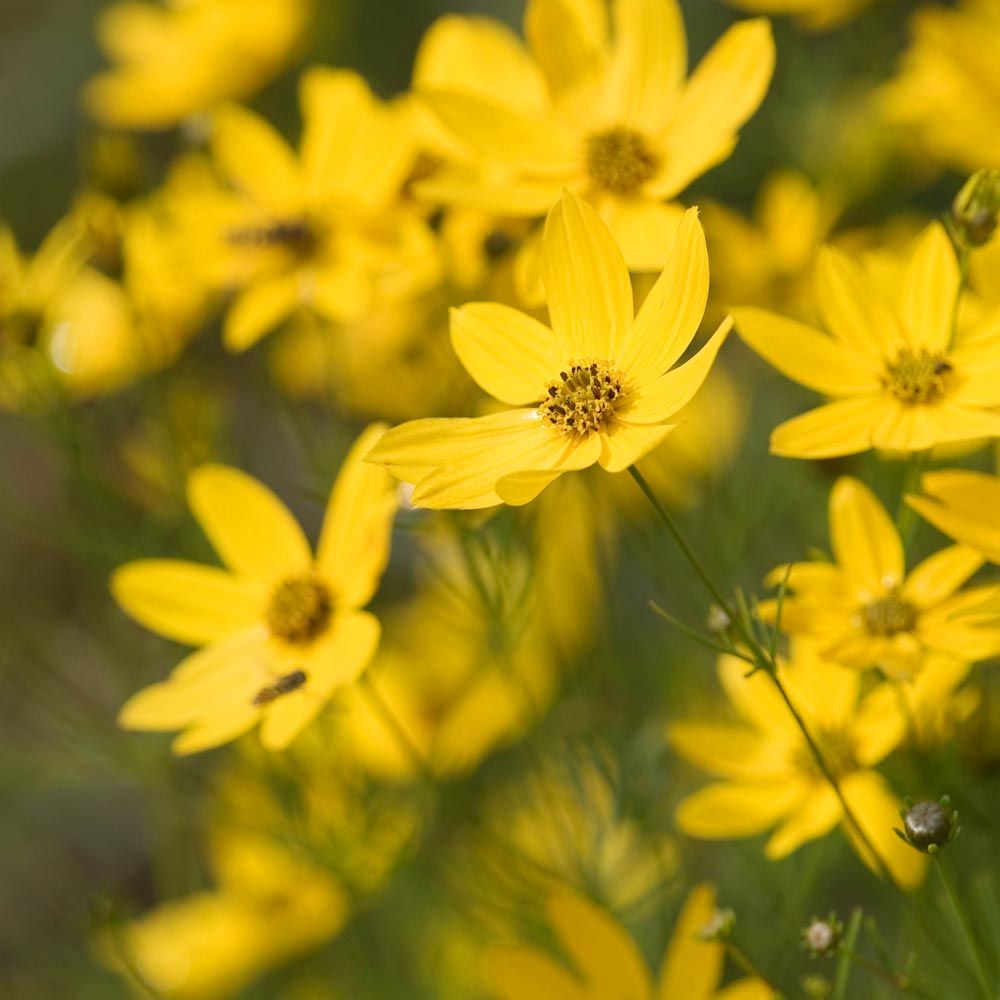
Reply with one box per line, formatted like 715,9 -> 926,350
227,220 -> 314,249
252,669 -> 308,707
934,360 -> 953,376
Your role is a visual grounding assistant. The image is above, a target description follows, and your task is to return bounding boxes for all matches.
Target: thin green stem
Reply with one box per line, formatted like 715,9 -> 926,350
833,908 -> 864,1000
896,450 -> 930,551
934,855 -> 994,1000
724,942 -> 781,993
649,600 -> 756,664
360,673 -> 436,784
839,946 -> 937,999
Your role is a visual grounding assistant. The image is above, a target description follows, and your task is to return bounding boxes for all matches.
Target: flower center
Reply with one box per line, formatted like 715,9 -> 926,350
538,360 -> 625,437
861,592 -> 917,637
882,348 -> 952,405
585,127 -> 659,195
266,575 -> 332,644
793,727 -> 856,779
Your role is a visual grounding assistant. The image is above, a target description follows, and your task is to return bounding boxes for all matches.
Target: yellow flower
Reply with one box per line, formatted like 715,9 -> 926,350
702,171 -> 840,320
734,222 -> 1000,458
415,0 -> 774,275
489,884 -> 773,1000
763,476 -> 1000,678
114,424 -> 397,753
724,0 -> 879,31
669,645 -> 927,889
881,0 -> 1000,172
83,0 -> 312,131
366,192 -> 731,509
176,68 -> 439,351
908,469 -> 1000,564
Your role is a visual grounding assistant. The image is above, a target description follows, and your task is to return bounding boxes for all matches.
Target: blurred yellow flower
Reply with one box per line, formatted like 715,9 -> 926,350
882,0 -> 1000,172
415,0 -> 774,277
735,222 -> 1000,458
114,424 -> 397,753
725,0 -> 879,31
177,68 -> 439,351
84,0 -> 312,130
669,645 -> 927,888
763,477 -> 1000,678
702,171 -> 840,321
489,884 -> 773,1000
367,193 -> 730,509
909,469 -> 1000,564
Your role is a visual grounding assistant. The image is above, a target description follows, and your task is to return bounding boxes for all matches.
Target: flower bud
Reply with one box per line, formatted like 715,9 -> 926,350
707,604 -> 732,635
896,797 -> 959,853
952,170 -> 1000,247
698,907 -> 735,942
802,974 -> 832,998
801,914 -> 842,957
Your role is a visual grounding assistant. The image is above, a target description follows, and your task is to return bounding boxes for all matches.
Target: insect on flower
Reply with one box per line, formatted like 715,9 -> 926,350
251,669 -> 308,706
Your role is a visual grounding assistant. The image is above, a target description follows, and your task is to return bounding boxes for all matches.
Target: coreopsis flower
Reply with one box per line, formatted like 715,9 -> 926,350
762,477 -> 1000,679
702,171 -> 840,320
489,885 -> 774,1000
725,0 -> 879,31
177,68 -> 439,351
414,0 -> 774,278
366,192 -> 731,509
669,646 -> 927,888
882,0 -> 1000,172
83,0 -> 312,131
908,469 -> 1000,564
114,424 -> 397,753
734,222 -> 1000,458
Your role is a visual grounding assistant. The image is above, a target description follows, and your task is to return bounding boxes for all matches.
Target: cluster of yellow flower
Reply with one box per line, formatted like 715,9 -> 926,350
7,0 -> 1000,995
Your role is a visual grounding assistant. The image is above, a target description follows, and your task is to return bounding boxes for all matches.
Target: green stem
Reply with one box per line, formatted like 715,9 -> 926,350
839,946 -> 937,999
896,450 -> 930,551
833,908 -> 863,1000
360,673 -> 436,784
934,855 -> 994,1000
724,942 -> 781,993
629,464 -> 902,892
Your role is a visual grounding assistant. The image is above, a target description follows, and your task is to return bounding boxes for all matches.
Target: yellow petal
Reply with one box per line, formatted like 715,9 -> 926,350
715,980 -> 775,1000
903,544 -> 983,609
675,780 -> 801,838
525,0 -> 607,102
619,207 -> 708,383
210,105 -> 301,212
187,465 -> 313,578
668,724 -> 779,780
657,884 -> 722,1000
814,245 -> 903,360
223,274 -> 300,352
916,402 -> 1000,448
951,331 -> 1000,407
111,561 -> 262,645
597,196 -> 685,272
300,68 -> 415,211
718,655 -> 797,737
732,307 -> 879,396
764,782 -> 840,859
900,222 -> 960,353
317,424 -> 397,609
546,892 -> 653,999
830,477 -> 904,596
852,683 -> 907,767
488,946 -> 589,1000
542,191 -> 633,359
840,771 -> 928,890
496,433 -> 601,503
415,14 -> 548,112
621,317 -> 731,424
422,90 -> 578,173
651,18 -> 774,198
415,169 -> 563,216
598,422 -> 675,472
604,0 -> 687,131
449,303 -> 559,404
172,709 -> 260,756
770,397 -> 884,459
910,470 -> 1000,563
869,401 -> 943,453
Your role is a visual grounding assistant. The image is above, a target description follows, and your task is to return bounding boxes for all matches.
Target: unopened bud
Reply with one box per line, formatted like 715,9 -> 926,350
801,914 -> 842,957
952,170 -> 1000,247
698,907 -> 735,942
896,796 -> 959,853
707,604 -> 732,635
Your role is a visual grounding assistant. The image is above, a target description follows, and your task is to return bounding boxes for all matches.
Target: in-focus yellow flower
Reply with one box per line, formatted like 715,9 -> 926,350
908,469 -> 1000,564
763,477 -> 1000,678
415,0 -> 774,277
84,0 -> 312,131
735,222 -> 1000,458
724,0 -> 879,31
177,68 -> 439,351
882,0 -> 1000,172
702,171 -> 840,320
669,645 -> 927,888
114,424 -> 397,753
489,884 -> 773,1000
366,192 -> 731,509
